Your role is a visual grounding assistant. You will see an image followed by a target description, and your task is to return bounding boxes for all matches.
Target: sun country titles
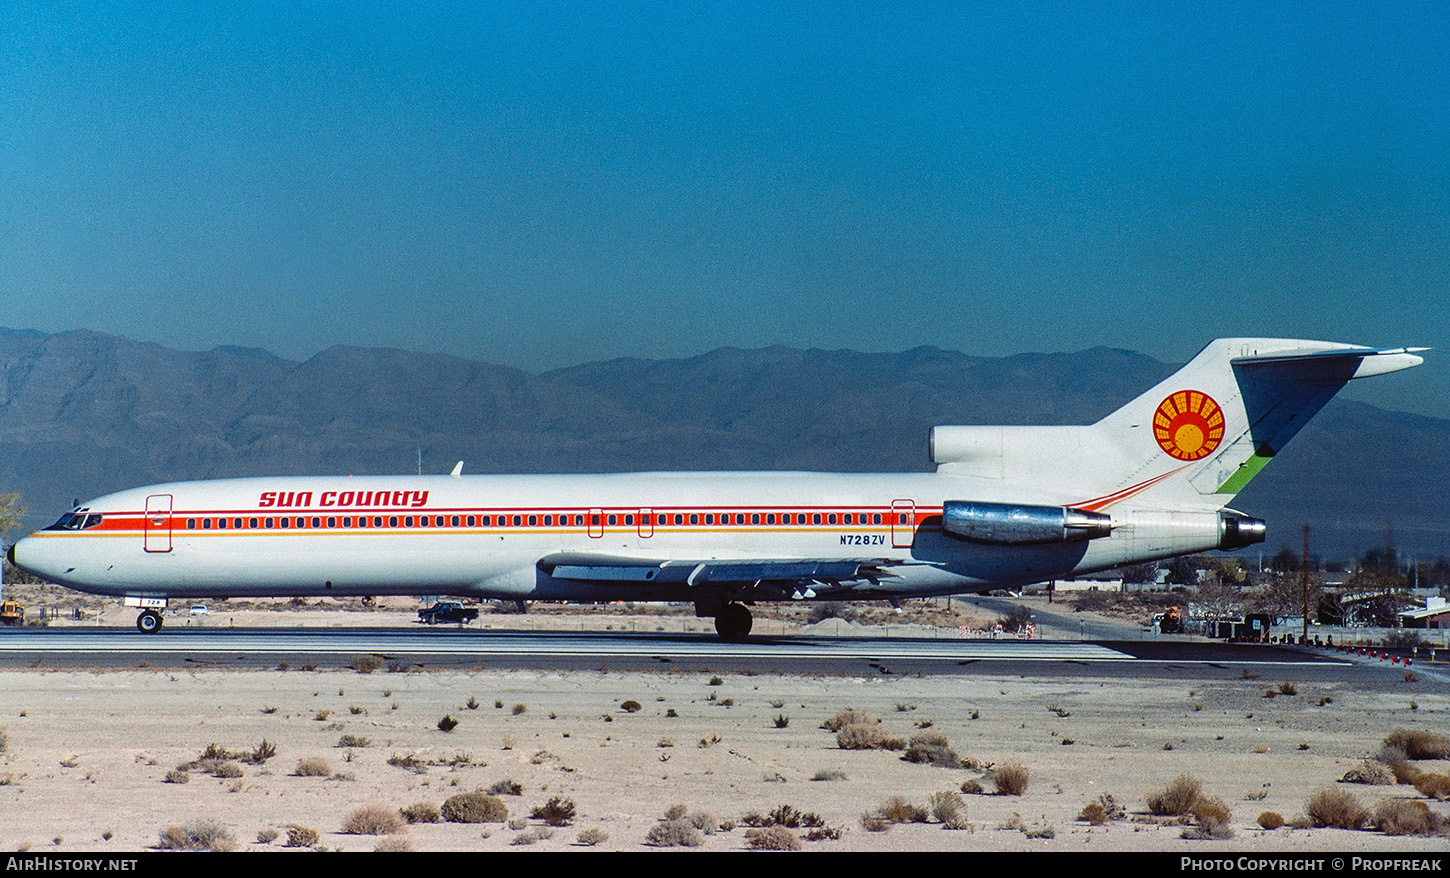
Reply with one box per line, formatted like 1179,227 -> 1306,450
1153,390 -> 1224,461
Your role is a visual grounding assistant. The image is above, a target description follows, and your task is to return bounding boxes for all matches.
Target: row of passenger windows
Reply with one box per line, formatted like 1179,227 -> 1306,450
183,511 -> 888,530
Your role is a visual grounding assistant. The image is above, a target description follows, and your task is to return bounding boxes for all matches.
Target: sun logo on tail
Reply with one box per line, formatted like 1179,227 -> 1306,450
1154,391 -> 1223,460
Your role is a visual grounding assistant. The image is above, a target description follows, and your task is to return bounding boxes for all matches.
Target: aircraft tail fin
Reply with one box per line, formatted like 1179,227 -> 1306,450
932,339 -> 1423,509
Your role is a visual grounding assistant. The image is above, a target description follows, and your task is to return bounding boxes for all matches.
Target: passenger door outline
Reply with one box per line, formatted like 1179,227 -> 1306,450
144,494 -> 173,553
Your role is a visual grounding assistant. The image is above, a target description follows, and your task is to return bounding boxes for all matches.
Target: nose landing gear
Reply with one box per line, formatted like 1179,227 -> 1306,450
136,610 -> 163,633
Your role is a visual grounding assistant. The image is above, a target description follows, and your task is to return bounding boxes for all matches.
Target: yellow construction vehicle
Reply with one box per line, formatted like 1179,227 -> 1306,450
0,600 -> 23,626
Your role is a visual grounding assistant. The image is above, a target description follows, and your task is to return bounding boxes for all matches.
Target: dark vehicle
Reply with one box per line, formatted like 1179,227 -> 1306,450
1153,606 -> 1183,634
417,601 -> 479,625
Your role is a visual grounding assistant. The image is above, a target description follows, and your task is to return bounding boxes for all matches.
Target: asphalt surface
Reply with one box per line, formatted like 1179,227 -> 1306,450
1,624 -> 1421,684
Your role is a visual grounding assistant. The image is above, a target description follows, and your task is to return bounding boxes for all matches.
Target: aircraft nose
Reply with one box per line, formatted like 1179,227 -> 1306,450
8,536 -> 46,580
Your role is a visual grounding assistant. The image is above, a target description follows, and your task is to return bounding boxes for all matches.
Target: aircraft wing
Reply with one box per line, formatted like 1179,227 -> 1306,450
536,552 -> 903,587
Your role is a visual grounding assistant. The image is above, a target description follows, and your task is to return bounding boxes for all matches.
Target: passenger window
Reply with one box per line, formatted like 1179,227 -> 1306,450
187,518 -> 196,529
529,515 -> 538,526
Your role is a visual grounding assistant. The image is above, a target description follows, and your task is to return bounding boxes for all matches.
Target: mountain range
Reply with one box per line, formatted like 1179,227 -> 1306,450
0,327 -> 1444,561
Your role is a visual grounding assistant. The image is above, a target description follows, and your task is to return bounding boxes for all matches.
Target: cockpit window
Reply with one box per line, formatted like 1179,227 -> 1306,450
45,512 -> 104,531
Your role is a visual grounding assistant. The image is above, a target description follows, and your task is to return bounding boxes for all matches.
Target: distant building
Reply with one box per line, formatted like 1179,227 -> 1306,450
1398,596 -> 1450,629
1049,576 -> 1124,593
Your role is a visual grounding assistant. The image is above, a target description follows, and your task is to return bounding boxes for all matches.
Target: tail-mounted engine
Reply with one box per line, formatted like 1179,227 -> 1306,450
1217,510 -> 1267,550
941,500 -> 1112,545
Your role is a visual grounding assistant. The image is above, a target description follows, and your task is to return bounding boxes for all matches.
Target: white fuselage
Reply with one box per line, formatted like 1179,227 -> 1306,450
10,469 -> 1227,603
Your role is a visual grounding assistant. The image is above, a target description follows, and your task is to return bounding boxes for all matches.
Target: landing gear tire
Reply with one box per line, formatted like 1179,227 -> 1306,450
714,602 -> 753,642
136,610 -> 163,633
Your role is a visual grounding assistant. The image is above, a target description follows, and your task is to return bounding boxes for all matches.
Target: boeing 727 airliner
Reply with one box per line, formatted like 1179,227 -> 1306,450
8,338 -> 1424,639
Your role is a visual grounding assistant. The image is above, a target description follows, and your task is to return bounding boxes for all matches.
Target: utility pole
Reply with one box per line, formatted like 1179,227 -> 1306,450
1301,524 -> 1311,643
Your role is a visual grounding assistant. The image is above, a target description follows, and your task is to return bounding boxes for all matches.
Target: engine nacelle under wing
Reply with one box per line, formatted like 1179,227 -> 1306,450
941,500 -> 1112,545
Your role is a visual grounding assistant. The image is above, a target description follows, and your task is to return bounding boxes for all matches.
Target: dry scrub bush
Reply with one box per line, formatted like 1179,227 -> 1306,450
294,756 -> 332,777
1079,796 -> 1126,826
836,722 -> 893,750
929,790 -> 965,824
747,825 -> 802,851
620,700 -> 642,713
211,761 -> 243,779
645,819 -> 703,847
1411,772 -> 1450,800
342,803 -> 406,835
881,796 -> 929,824
1375,745 -> 1421,784
1149,774 -> 1204,816
903,731 -> 962,768
994,762 -> 1030,796
374,835 -> 414,852
285,825 -> 319,848
1186,797 -> 1234,840
1341,761 -> 1395,785
157,821 -> 236,852
1305,787 -> 1367,829
251,739 -> 276,763
1385,729 -> 1450,760
530,796 -> 577,827
441,791 -> 509,823
256,828 -> 279,844
437,714 -> 459,732
575,827 -> 609,846
489,778 -> 523,796
1257,811 -> 1284,830
163,769 -> 189,784
821,708 -> 876,732
401,802 -> 440,824
348,654 -> 383,673
1373,799 -> 1444,836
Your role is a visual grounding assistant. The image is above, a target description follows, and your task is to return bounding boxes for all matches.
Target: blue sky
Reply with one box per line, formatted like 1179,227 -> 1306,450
2,2 -> 1446,415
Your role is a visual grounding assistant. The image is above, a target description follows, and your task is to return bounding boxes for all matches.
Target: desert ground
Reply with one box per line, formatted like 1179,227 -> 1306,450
0,593 -> 1446,852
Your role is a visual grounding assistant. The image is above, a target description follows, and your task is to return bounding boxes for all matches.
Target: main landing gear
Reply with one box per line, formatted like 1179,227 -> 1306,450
136,610 -> 163,633
714,602 -> 753,642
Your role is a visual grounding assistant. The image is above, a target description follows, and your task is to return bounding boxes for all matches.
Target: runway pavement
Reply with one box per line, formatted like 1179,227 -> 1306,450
0,625 -> 1383,681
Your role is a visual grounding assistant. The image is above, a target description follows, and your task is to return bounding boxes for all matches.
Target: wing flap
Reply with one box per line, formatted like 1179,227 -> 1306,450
538,553 -> 893,586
